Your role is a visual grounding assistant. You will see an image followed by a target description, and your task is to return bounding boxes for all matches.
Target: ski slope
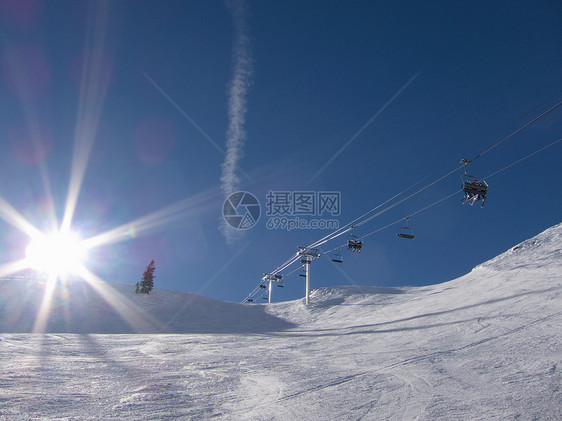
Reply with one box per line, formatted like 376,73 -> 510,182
0,223 -> 560,420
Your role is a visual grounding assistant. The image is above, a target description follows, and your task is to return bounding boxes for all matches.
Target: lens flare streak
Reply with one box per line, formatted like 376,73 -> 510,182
75,266 -> 160,333
31,273 -> 58,333
62,1 -> 112,233
0,195 -> 43,238
81,188 -> 219,250
0,259 -> 31,279
0,0 -> 214,335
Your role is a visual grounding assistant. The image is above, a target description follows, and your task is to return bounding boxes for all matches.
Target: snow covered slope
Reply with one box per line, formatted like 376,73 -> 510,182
0,277 -> 294,333
0,223 -> 560,420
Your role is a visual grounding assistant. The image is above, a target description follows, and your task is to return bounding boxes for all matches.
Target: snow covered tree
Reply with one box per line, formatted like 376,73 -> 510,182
139,260 -> 155,294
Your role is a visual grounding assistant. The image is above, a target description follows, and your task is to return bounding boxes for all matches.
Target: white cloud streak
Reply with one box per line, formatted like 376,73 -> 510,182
221,0 -> 253,242
221,0 -> 253,195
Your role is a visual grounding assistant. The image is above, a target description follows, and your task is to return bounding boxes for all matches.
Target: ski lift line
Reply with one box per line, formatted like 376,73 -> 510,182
247,173 -> 456,300
244,103 -> 562,303
262,177 -> 433,285
312,101 -> 558,248
246,134 -> 561,302
364,102 -> 562,227
465,101 -> 562,164
483,138 -> 562,180
356,135 -> 561,243
347,105 -> 552,232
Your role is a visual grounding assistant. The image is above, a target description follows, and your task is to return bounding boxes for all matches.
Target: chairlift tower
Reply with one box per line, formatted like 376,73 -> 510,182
262,273 -> 283,303
298,247 -> 320,305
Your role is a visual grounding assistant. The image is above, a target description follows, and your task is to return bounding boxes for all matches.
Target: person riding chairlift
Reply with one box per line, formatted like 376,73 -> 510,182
348,240 -> 362,253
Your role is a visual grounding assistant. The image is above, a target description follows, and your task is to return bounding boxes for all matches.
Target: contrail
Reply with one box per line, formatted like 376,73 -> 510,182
308,72 -> 420,183
222,0 -> 253,196
221,0 -> 253,242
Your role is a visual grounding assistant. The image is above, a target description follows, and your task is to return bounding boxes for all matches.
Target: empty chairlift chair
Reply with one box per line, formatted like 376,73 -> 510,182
274,274 -> 284,287
397,217 -> 415,240
331,248 -> 343,263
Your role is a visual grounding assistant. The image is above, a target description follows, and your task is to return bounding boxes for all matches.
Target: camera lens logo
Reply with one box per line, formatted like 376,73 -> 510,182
223,191 -> 261,230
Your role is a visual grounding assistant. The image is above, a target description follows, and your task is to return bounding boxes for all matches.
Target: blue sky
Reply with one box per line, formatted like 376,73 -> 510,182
0,0 -> 561,303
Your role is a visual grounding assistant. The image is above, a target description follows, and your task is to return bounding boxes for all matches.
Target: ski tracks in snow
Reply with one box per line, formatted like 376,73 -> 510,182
387,370 -> 433,421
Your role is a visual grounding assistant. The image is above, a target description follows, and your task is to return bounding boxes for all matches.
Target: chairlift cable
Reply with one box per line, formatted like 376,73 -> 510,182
465,101 -> 562,164
362,190 -> 461,239
353,167 -> 460,230
307,178 -> 426,250
284,264 -> 304,278
483,138 -> 562,180
243,103 -> 562,303
360,136 -> 562,241
352,102 -> 561,229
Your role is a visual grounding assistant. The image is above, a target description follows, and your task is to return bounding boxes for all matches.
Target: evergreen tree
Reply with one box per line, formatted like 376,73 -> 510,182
135,282 -> 140,294
140,260 -> 155,294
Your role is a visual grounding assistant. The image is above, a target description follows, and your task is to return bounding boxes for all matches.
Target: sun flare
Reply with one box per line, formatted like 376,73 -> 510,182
25,231 -> 87,277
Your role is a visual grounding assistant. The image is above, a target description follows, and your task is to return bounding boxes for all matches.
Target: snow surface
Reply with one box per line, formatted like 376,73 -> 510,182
0,223 -> 561,420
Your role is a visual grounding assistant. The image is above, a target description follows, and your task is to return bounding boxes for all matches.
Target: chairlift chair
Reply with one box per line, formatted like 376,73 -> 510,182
347,233 -> 363,253
331,248 -> 343,263
397,217 -> 415,240
460,158 -> 488,207
461,175 -> 488,207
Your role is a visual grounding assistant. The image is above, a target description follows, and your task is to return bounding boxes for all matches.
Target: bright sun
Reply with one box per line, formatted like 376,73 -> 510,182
25,231 -> 87,277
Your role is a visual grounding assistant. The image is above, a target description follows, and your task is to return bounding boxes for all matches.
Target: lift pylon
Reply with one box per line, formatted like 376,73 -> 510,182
298,247 -> 320,305
262,273 -> 283,303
